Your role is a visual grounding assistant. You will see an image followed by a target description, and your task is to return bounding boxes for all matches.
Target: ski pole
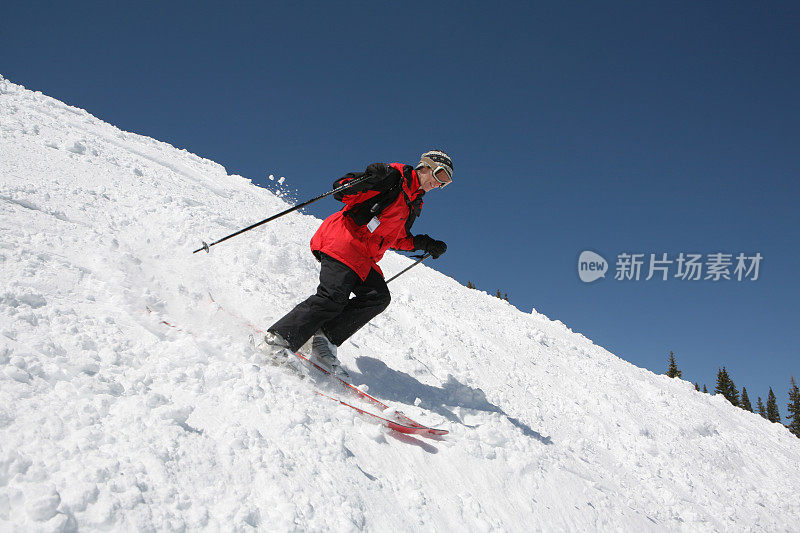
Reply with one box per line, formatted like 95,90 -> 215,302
386,253 -> 431,283
193,174 -> 372,254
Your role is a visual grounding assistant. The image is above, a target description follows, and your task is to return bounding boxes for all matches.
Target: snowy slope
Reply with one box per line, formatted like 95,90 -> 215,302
1,74 -> 799,532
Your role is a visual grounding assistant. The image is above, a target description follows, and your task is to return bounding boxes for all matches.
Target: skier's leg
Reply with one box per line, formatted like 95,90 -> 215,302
268,254 -> 360,352
321,267 -> 390,346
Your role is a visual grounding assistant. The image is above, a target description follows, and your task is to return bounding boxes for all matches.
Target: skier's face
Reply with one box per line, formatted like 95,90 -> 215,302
418,166 -> 452,192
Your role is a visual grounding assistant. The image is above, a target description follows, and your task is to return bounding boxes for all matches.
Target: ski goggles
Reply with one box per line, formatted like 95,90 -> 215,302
430,165 -> 453,188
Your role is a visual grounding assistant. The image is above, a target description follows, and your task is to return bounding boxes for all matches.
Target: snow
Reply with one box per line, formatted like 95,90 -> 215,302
1,73 -> 799,531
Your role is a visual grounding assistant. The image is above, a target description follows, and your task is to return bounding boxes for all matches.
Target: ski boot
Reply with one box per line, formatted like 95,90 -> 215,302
306,330 -> 348,377
253,331 -> 297,370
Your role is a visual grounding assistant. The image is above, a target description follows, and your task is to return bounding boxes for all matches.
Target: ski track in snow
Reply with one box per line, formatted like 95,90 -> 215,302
1,74 -> 799,531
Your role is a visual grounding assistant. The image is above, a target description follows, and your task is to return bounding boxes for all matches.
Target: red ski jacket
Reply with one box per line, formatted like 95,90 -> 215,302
310,162 -> 425,280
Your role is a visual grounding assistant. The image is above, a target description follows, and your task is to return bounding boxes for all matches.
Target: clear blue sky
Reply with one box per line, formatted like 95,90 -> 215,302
3,2 -> 798,413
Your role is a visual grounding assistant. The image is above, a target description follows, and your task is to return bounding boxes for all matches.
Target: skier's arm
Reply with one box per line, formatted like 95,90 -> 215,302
333,163 -> 401,201
413,234 -> 447,258
393,235 -> 416,251
391,195 -> 424,251
398,234 -> 447,258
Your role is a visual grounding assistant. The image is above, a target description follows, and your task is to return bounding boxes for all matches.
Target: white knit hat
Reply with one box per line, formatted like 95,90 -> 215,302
418,149 -> 453,178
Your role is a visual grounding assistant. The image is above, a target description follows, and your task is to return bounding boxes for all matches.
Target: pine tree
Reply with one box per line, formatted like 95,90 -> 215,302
503,292 -> 509,302
703,384 -> 708,394
666,352 -> 682,379
496,289 -> 502,298
715,368 -> 728,396
740,387 -> 753,412
757,397 -> 767,418
695,382 -> 700,392
727,375 -> 740,407
787,376 -> 800,438
714,367 -> 739,406
766,388 -> 781,423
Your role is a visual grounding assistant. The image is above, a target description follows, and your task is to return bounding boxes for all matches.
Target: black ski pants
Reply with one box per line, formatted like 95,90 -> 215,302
269,253 -> 391,352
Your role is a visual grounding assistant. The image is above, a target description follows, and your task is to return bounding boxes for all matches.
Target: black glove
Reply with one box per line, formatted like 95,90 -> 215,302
413,234 -> 447,259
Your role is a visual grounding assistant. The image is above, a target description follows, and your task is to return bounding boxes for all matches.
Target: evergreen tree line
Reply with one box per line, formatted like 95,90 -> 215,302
666,352 -> 800,439
465,280 -> 509,302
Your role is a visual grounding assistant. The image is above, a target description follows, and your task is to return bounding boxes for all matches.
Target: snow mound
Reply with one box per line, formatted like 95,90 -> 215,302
1,74 -> 799,531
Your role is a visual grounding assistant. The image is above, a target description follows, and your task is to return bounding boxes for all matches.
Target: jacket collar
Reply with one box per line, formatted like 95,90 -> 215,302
408,168 -> 425,198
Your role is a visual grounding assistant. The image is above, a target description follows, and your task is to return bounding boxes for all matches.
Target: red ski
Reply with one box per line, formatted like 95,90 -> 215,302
314,392 -> 447,436
295,352 -> 448,436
